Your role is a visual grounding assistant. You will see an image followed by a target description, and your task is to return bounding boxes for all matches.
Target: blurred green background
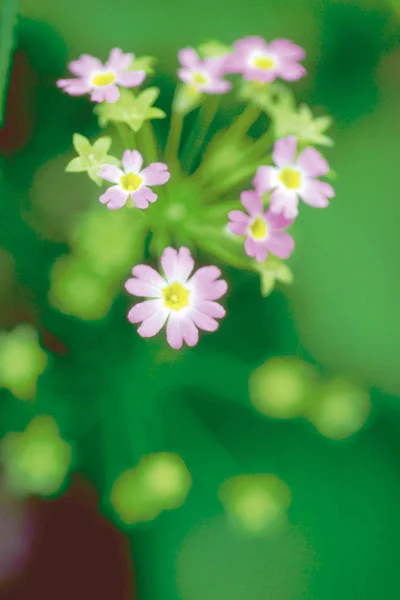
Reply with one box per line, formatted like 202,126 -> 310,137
1,0 -> 400,598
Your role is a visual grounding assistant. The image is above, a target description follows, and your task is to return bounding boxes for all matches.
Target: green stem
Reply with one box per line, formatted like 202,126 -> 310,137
217,103 -> 261,150
203,157 -> 268,204
183,95 -> 220,173
115,122 -> 134,149
165,109 -> 184,167
247,126 -> 275,161
137,122 -> 158,163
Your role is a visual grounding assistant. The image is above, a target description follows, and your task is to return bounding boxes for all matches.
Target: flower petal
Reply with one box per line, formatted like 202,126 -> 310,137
273,136 -> 297,168
117,70 -> 146,88
128,299 -> 162,323
69,55 -> 103,76
233,36 -> 267,53
240,190 -> 263,217
125,278 -> 162,298
189,266 -> 228,301
99,186 -> 128,210
99,165 -> 124,183
270,188 -> 299,219
138,310 -> 168,338
266,231 -> 295,259
176,247 -> 195,282
57,78 -> 91,96
228,210 -> 250,223
166,314 -> 184,350
300,179 -> 334,208
268,39 -> 305,60
181,317 -> 199,347
141,162 -> 170,186
178,48 -> 200,68
103,85 -> 120,103
122,150 -> 143,173
91,85 -> 120,103
278,61 -> 306,81
196,300 -> 226,319
131,265 -> 165,287
265,209 -> 294,230
106,48 -> 134,71
244,237 -> 268,263
190,310 -> 219,332
161,247 -> 179,282
228,221 -> 248,236
131,187 -> 157,209
253,166 -> 279,196
297,147 -> 329,177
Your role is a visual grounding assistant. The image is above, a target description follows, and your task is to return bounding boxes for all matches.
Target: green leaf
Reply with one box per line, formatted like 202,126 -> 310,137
93,136 -> 112,156
136,86 -> 160,108
147,107 -> 166,119
65,157 -> 86,173
0,0 -> 18,125
72,133 -> 91,155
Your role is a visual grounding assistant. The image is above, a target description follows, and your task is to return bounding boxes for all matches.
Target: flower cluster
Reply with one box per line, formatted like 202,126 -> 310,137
56,36 -> 335,349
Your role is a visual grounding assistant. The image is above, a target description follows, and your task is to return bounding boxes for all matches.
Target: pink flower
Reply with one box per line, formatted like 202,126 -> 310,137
225,37 -> 306,83
57,48 -> 146,103
177,48 -> 231,94
99,150 -> 170,210
125,247 -> 228,350
253,136 -> 335,219
228,191 -> 294,263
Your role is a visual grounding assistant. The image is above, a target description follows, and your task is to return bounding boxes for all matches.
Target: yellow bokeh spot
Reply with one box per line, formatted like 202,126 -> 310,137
249,216 -> 267,240
193,72 -> 208,86
249,357 -> 317,419
91,72 -> 116,87
49,255 -> 114,321
120,172 -> 143,192
279,167 -> 301,190
220,474 -> 291,534
0,326 -> 47,400
163,282 -> 190,311
254,56 -> 275,70
1,416 -> 72,497
111,453 -> 191,525
306,378 -> 371,440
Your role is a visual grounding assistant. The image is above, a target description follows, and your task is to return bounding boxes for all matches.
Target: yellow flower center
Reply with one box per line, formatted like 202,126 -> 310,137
279,168 -> 301,190
249,216 -> 268,240
193,72 -> 208,86
162,282 -> 190,311
91,72 -> 116,87
254,56 -> 275,70
120,172 -> 143,192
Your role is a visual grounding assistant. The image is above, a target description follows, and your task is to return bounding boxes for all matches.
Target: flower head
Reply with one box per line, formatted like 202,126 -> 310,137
225,37 -> 306,83
254,136 -> 335,219
99,150 -> 170,210
65,134 -> 120,185
125,247 -> 228,349
57,48 -> 146,103
177,48 -> 231,94
228,191 -> 294,263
